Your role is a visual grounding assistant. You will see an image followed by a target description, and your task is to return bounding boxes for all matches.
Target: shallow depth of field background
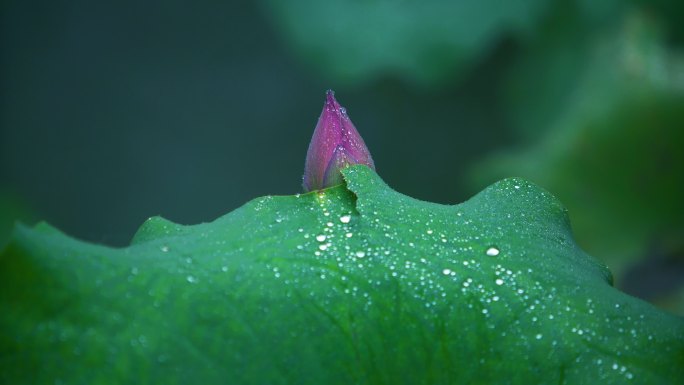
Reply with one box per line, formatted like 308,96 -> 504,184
1,0 -> 683,314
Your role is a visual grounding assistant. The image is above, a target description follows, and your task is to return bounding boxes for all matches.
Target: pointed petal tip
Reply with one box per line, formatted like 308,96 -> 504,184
325,89 -> 338,110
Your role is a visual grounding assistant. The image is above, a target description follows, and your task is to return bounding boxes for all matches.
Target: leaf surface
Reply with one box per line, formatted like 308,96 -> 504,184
1,166 -> 682,384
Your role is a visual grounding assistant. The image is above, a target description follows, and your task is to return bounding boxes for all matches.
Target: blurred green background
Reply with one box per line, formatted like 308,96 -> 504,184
1,0 -> 683,314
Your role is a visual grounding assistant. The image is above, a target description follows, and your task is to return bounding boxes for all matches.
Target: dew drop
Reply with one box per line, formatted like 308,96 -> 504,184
355,251 -> 366,258
486,247 -> 500,256
339,215 -> 351,224
495,278 -> 504,286
316,235 -> 327,242
160,245 -> 169,253
536,334 -> 543,340
442,268 -> 452,276
186,275 -> 197,283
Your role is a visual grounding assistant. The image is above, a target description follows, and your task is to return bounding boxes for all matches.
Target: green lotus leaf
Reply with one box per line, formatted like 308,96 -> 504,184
1,165 -> 682,384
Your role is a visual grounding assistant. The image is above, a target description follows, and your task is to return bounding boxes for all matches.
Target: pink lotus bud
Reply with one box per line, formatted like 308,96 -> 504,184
303,90 -> 376,192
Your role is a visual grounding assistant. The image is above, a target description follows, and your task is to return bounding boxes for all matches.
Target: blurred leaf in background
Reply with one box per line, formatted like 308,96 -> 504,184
470,9 -> 684,311
261,0 -> 550,86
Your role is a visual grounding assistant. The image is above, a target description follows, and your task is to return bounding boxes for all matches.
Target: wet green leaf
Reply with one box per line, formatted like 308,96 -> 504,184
1,165 -> 683,384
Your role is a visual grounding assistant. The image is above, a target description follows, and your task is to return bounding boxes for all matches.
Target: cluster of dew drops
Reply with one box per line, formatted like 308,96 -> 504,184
239,184 -> 646,379
93,180 -> 653,380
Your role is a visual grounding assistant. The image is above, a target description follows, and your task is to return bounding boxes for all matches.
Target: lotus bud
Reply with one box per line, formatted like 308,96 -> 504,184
303,90 -> 375,192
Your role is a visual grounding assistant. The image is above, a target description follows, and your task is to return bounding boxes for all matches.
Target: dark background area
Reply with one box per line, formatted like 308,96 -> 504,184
0,1 -> 511,245
2,0 -> 683,314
